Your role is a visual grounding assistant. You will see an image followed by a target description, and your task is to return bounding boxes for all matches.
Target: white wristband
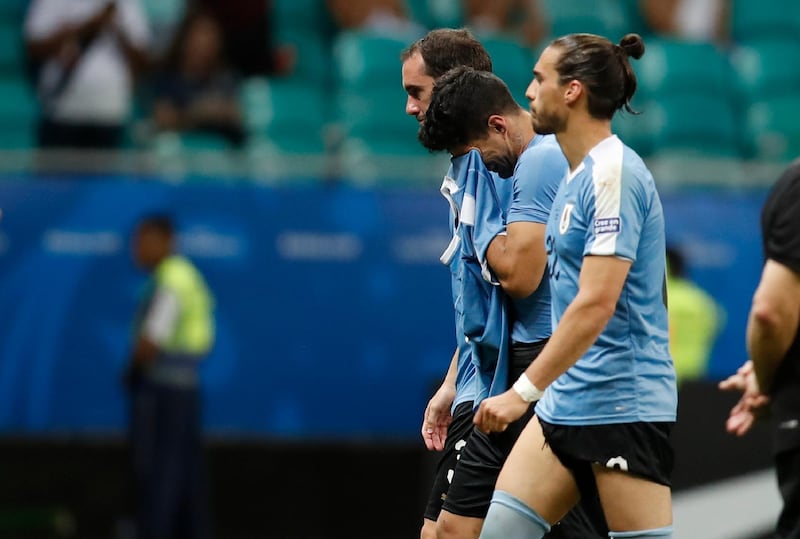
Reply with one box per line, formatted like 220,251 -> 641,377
512,373 -> 544,403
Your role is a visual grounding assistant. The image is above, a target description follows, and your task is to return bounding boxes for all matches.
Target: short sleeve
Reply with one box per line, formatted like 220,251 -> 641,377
583,164 -> 645,262
762,162 -> 800,274
507,142 -> 565,225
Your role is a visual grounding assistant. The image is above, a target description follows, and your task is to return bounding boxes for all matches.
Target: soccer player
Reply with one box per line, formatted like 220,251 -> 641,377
475,33 -> 678,539
720,158 -> 800,538
419,66 -> 606,539
400,28 -> 495,539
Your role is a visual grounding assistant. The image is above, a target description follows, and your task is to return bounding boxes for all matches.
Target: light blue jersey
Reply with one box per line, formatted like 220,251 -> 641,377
440,182 -> 477,412
441,149 -> 512,408
536,135 -> 677,425
504,134 -> 565,344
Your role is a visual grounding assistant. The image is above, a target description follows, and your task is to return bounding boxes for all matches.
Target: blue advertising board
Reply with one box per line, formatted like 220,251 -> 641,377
0,177 -> 767,438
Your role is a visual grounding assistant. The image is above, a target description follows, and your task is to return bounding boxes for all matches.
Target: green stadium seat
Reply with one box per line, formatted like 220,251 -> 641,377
273,0 -> 331,36
646,95 -> 740,158
0,77 -> 38,149
745,96 -> 800,162
542,0 -> 632,41
275,30 -> 332,87
0,0 -> 27,22
636,38 -> 733,99
0,22 -> 23,74
332,30 -> 412,90
337,136 -> 444,185
241,77 -> 328,154
730,39 -> 800,101
611,97 -> 658,157
334,84 -> 418,145
405,0 -> 464,29
731,0 -> 800,42
480,35 -> 536,107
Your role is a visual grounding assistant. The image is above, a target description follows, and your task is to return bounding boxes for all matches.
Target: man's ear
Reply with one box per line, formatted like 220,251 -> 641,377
564,80 -> 583,106
487,114 -> 507,135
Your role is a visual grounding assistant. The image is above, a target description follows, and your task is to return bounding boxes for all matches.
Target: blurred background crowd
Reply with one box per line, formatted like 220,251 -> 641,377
0,0 -> 796,177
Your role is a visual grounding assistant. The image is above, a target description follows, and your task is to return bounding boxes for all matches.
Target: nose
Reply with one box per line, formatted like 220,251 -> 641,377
525,79 -> 537,104
406,97 -> 419,116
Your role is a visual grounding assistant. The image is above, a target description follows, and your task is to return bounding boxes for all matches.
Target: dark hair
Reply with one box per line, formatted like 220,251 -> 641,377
418,66 -> 519,152
401,28 -> 492,77
138,214 -> 174,238
550,33 -> 644,119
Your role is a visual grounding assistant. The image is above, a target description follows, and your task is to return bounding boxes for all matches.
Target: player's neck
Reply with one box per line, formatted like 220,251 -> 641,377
557,116 -> 612,171
512,114 -> 535,157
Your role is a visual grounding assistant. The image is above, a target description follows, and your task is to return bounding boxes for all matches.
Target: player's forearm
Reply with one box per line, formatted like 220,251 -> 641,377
523,291 -> 615,389
442,347 -> 459,389
747,301 -> 797,393
747,260 -> 800,393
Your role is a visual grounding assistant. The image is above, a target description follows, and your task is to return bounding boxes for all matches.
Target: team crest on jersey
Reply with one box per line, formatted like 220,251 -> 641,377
594,217 -> 621,235
559,203 -> 574,234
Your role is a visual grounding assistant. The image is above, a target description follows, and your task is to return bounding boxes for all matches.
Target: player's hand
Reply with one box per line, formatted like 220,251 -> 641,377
422,384 -> 455,451
720,361 -> 770,436
474,390 -> 528,433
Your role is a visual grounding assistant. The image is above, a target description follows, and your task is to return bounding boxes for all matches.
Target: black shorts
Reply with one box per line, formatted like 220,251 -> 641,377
775,447 -> 800,538
423,400 -> 475,521
441,341 -> 544,518
539,418 -> 675,504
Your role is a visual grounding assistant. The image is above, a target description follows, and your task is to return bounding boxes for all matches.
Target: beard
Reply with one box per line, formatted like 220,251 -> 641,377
486,153 -> 516,179
531,107 -> 565,135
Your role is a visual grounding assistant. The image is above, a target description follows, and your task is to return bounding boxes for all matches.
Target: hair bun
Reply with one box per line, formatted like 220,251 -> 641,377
619,33 -> 644,60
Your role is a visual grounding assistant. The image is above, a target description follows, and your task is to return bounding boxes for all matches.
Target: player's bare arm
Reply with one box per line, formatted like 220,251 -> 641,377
422,348 -> 458,451
747,259 -> 800,392
486,221 -> 548,298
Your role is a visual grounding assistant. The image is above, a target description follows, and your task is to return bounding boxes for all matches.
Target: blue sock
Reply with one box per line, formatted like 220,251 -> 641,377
479,490 -> 551,539
609,525 -> 673,538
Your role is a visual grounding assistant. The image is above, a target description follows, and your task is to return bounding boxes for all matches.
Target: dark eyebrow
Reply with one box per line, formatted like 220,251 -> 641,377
533,69 -> 543,80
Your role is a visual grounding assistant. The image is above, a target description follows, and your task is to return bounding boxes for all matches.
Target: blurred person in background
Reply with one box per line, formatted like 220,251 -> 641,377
198,0 -> 294,77
463,0 -> 547,46
126,214 -> 215,539
639,0 -> 729,44
152,9 -> 245,147
24,0 -> 150,149
720,158 -> 800,539
665,245 -> 724,386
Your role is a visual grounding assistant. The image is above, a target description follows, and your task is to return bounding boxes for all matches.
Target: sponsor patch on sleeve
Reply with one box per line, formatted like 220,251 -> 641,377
594,217 -> 621,235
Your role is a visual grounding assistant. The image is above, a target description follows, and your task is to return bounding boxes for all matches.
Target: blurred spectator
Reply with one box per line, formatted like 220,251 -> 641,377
639,0 -> 729,44
198,0 -> 294,77
464,0 -> 547,46
152,9 -> 245,146
24,0 -> 150,149
125,214 -> 215,539
666,245 -> 724,385
327,0 -> 424,38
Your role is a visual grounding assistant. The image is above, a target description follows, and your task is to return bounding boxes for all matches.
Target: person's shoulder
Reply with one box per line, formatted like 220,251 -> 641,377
515,135 -> 567,185
158,256 -> 203,287
522,135 -> 566,166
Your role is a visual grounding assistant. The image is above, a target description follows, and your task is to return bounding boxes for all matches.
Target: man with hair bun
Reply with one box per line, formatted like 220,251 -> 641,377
476,33 -> 678,539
